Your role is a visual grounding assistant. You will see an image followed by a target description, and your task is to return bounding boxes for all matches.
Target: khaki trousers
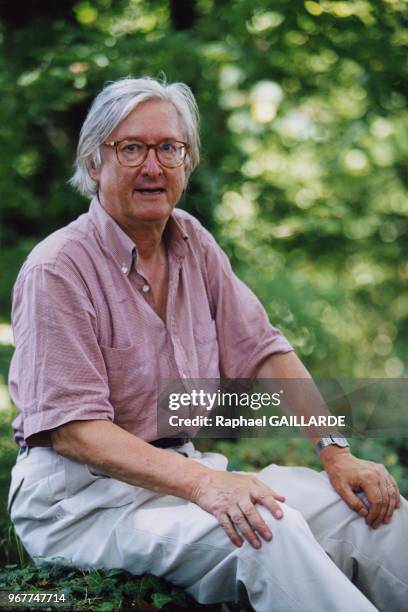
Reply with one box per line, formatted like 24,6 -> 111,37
8,444 -> 408,612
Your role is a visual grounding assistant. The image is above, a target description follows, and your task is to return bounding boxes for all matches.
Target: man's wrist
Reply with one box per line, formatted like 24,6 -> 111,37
184,460 -> 213,503
319,444 -> 351,468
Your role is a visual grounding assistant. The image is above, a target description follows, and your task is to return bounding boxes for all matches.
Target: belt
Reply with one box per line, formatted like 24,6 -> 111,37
19,438 -> 189,455
150,437 -> 189,449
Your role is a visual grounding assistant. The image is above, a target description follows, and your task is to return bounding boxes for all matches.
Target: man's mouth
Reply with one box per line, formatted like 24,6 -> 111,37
134,188 -> 166,195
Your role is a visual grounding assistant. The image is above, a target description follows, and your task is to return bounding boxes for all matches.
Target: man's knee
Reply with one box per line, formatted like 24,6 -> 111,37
255,504 -> 312,547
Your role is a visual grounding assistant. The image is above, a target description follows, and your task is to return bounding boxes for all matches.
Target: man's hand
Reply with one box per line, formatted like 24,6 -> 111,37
320,448 -> 401,528
192,470 -> 285,549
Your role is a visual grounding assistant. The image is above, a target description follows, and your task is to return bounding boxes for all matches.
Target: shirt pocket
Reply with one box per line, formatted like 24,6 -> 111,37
101,343 -> 157,415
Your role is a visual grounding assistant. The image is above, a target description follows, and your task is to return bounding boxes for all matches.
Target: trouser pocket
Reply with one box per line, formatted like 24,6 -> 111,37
7,471 -> 25,515
61,456 -> 104,498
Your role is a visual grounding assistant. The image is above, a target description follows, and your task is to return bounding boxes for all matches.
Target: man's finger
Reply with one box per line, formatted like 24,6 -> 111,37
384,480 -> 398,525
365,484 -> 383,526
218,513 -> 243,548
372,480 -> 390,529
255,490 -> 285,520
229,505 -> 262,549
238,501 -> 273,543
390,475 -> 401,509
336,484 -> 368,517
269,489 -> 286,503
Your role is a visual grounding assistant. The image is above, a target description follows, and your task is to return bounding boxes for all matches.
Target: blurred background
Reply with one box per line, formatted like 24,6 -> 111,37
0,0 -> 407,570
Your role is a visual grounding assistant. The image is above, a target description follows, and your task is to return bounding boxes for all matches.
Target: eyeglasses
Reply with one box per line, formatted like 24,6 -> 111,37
102,139 -> 189,168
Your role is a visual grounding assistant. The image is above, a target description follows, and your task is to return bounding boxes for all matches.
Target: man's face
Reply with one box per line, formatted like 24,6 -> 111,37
90,99 -> 187,227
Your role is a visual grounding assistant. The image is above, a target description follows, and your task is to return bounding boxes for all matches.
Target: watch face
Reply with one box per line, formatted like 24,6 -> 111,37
316,432 -> 350,454
329,434 -> 349,447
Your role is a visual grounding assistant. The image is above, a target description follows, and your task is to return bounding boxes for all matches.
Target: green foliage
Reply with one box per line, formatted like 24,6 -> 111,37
0,563 -> 218,610
0,0 -> 407,376
0,2 -> 407,608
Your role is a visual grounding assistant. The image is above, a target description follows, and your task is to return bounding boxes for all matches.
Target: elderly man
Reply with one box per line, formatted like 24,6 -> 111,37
8,77 -> 408,611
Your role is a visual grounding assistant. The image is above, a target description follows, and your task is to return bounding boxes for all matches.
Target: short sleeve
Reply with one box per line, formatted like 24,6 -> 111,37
8,261 -> 114,445
198,228 -> 293,379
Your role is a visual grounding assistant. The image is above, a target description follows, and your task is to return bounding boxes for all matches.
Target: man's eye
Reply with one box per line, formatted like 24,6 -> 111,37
160,142 -> 176,152
121,142 -> 143,152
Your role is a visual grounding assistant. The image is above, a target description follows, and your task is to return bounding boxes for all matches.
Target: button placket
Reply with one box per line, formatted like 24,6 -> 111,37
168,258 -> 188,379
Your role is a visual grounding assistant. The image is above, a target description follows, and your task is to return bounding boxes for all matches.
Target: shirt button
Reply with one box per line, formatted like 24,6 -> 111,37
121,265 -> 128,274
142,284 -> 150,293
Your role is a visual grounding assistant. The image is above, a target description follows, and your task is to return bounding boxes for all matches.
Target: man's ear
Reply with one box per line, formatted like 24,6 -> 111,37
89,159 -> 100,182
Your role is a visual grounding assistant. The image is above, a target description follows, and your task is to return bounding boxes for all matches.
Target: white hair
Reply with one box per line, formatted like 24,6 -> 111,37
69,76 -> 200,198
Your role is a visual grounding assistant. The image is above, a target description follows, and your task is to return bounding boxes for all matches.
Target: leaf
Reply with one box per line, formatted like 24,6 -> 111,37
106,568 -> 125,579
144,575 -> 162,591
93,602 -> 116,612
151,593 -> 173,610
169,589 -> 188,608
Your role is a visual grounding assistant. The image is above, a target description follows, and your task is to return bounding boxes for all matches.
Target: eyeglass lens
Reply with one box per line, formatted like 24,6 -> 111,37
117,140 -> 185,167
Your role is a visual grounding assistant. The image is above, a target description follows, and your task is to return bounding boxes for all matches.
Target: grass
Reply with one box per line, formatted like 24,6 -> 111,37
0,564 -> 229,611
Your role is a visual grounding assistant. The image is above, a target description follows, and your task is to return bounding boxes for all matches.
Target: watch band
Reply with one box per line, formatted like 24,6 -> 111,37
315,431 -> 350,455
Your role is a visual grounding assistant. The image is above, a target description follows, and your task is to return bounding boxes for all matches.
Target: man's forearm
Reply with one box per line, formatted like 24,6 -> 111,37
51,418 -> 288,549
50,419 -> 210,500
256,351 -> 348,450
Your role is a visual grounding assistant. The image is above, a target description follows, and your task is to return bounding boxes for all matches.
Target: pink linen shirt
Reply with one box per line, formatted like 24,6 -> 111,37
9,198 -> 293,447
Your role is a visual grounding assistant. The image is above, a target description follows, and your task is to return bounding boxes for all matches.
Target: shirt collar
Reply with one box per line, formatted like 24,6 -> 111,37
89,197 -> 189,276
164,212 -> 189,260
89,197 -> 135,276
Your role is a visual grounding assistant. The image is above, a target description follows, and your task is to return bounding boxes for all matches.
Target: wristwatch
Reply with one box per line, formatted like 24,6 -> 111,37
315,432 -> 350,455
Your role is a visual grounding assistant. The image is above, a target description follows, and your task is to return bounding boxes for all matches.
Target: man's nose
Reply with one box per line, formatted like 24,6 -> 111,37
140,147 -> 162,176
